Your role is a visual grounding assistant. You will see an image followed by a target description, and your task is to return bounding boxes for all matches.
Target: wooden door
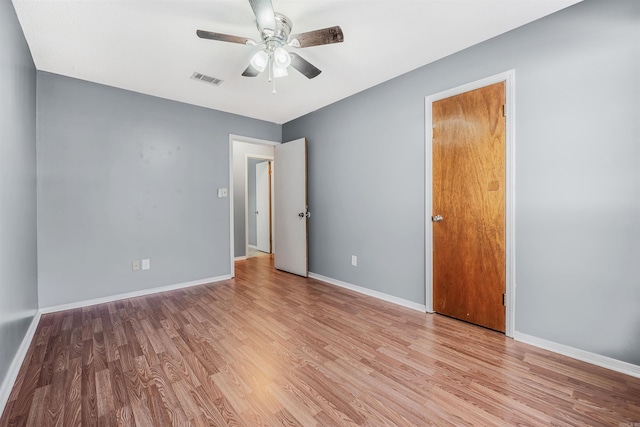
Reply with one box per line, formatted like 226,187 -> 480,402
432,82 -> 506,332
255,161 -> 271,253
274,138 -> 308,277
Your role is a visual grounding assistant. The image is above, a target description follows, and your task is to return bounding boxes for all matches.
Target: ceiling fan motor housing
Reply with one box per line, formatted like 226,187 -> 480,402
261,13 -> 292,48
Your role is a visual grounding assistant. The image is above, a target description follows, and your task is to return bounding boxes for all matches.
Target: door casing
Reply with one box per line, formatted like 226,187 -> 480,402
425,70 -> 516,337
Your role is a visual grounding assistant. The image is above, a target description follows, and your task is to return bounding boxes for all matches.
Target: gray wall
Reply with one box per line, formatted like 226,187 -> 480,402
283,0 -> 640,365
37,73 -> 280,307
232,141 -> 275,257
248,158 -> 268,247
0,0 -> 38,396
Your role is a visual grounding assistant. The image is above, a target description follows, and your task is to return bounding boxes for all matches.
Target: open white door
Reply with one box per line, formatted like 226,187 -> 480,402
274,138 -> 308,277
255,161 -> 271,253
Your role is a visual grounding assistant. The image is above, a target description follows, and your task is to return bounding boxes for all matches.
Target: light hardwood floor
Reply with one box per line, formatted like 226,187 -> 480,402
2,255 -> 639,426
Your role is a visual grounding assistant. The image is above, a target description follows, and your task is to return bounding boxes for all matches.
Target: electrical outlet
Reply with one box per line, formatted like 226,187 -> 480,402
132,260 -> 140,271
351,255 -> 357,267
142,259 -> 150,270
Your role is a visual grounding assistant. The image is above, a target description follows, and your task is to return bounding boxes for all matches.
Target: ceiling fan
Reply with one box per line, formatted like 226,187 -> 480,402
197,0 -> 343,92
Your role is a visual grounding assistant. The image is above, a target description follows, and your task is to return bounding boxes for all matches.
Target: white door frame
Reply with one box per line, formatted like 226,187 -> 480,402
229,134 -> 279,278
245,154 -> 273,255
424,70 -> 516,337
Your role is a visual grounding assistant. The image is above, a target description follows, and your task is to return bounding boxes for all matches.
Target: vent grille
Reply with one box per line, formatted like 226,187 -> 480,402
190,72 -> 223,86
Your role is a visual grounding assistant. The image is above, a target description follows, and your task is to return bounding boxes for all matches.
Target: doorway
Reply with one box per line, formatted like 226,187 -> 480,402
425,71 -> 516,337
229,135 -> 278,277
229,136 -> 310,279
247,157 -> 273,258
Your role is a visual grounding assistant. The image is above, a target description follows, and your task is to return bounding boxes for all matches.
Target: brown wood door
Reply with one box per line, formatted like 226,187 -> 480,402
432,82 -> 506,332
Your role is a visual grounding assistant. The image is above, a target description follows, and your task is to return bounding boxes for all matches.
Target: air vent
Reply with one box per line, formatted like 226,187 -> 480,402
190,72 -> 223,86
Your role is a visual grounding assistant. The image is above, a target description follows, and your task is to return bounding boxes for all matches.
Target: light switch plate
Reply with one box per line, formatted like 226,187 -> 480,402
142,259 -> 150,270
217,188 -> 228,198
132,260 -> 140,271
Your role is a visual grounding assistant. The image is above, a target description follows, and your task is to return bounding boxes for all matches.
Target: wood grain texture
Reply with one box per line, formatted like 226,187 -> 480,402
433,81 -> 507,332
2,255 -> 639,426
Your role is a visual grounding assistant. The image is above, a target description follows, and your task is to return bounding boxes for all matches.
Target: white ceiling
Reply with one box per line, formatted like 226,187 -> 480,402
13,0 -> 581,124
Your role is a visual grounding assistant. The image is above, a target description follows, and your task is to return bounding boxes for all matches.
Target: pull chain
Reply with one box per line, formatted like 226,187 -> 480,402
267,54 -> 276,94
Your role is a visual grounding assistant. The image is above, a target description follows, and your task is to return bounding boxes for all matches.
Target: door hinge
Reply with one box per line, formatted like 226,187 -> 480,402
502,293 -> 506,306
502,104 -> 507,117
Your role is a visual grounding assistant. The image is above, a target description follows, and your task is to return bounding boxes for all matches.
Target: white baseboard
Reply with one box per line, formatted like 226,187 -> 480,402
1,274 -> 231,417
308,274 -> 640,379
5,276 -> 637,424
248,245 -> 258,249
234,256 -> 247,261
308,272 -> 426,312
0,310 -> 42,418
40,275 -> 231,314
514,331 -> 640,379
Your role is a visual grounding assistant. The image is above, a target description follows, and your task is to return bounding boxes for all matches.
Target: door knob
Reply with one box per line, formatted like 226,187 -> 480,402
432,215 -> 443,222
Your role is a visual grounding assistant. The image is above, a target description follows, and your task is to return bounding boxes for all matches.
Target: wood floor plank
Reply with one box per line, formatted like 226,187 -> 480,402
81,357 -> 98,426
62,356 -> 82,426
25,384 -> 48,427
45,370 -> 67,427
95,369 -> 115,420
2,254 -> 640,426
148,364 -> 190,426
107,360 -> 129,415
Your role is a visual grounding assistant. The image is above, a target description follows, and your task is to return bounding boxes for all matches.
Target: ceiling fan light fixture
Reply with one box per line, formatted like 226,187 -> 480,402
273,64 -> 288,78
273,47 -> 291,68
250,50 -> 269,72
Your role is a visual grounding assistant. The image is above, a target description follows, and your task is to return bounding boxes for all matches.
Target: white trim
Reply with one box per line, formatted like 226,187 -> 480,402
425,70 -> 516,337
1,274 -> 232,416
514,332 -> 640,379
248,245 -> 258,249
425,98 -> 434,314
0,310 -> 42,417
2,273 -> 233,416
309,272 -> 427,312
39,275 -> 230,314
229,135 -> 279,278
505,73 -> 517,338
234,256 -> 247,261
312,273 -> 640,380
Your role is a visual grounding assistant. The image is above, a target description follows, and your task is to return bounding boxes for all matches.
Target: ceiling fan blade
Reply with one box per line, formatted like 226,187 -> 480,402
197,30 -> 255,45
289,26 -> 344,48
290,54 -> 321,79
248,0 -> 276,34
242,63 -> 261,77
